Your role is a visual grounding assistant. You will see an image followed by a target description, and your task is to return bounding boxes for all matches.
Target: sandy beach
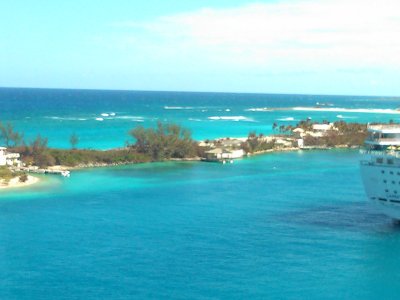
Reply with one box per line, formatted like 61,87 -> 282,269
0,175 -> 40,190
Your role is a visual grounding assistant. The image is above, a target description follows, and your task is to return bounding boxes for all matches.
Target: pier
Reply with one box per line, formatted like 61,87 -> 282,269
17,167 -> 71,177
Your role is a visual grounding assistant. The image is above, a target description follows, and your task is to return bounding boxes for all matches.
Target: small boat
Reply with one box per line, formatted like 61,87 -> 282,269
61,171 -> 70,177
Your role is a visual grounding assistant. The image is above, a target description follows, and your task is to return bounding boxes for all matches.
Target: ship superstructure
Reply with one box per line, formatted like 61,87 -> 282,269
360,124 -> 400,219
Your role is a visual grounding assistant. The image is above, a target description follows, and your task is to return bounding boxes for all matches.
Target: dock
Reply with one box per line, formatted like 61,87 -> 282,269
17,167 -> 71,177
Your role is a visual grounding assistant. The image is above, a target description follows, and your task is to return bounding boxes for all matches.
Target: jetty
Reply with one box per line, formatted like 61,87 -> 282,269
17,166 -> 71,177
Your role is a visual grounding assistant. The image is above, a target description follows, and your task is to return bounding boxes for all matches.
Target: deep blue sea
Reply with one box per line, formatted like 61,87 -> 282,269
1,88 -> 400,299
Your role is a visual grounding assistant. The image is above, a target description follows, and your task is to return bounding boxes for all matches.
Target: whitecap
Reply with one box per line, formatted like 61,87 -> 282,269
336,114 -> 357,119
164,106 -> 194,110
188,118 -> 202,122
245,107 -> 270,112
110,112 -> 116,116
115,116 -> 144,121
225,109 -> 231,112
292,107 -> 400,114
208,116 -> 254,122
95,117 -> 104,121
45,116 -> 87,121
277,117 -> 295,121
101,113 -> 110,117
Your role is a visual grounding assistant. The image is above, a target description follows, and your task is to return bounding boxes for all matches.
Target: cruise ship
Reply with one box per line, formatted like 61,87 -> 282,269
360,124 -> 400,219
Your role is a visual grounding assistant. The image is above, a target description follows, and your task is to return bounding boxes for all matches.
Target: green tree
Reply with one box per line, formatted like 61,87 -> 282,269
129,122 -> 196,160
24,135 -> 55,168
0,122 -> 24,147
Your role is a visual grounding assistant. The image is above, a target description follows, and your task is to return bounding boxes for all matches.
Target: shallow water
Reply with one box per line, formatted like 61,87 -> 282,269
1,88 -> 400,149
1,150 -> 399,299
1,88 -> 400,299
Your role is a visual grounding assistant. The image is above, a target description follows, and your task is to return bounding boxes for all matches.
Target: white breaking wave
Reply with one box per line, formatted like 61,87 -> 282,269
188,118 -> 202,122
277,117 -> 295,121
245,107 -> 271,112
115,116 -> 144,120
95,117 -> 104,121
101,113 -> 110,117
336,114 -> 358,119
45,116 -> 87,121
208,116 -> 254,122
164,106 -> 195,110
292,107 -> 400,114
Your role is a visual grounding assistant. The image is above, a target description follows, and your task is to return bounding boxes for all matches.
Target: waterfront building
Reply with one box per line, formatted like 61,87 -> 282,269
0,147 -> 22,167
204,148 -> 244,161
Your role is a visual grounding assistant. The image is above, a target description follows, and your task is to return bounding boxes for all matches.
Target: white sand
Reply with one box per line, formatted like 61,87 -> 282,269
0,175 -> 40,190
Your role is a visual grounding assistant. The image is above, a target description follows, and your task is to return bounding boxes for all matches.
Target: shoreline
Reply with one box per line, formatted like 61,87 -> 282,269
53,144 -> 359,169
0,175 -> 40,190
38,141 -> 361,169
2,144 -> 360,192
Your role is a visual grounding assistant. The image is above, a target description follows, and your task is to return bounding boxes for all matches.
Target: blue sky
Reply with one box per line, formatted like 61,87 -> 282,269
1,0 -> 399,96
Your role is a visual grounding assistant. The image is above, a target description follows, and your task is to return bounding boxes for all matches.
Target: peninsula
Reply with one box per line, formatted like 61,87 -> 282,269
0,119 -> 372,189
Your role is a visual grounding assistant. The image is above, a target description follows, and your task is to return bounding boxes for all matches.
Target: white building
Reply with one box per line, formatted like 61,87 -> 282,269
0,147 -> 6,166
204,148 -> 244,161
0,147 -> 21,167
297,139 -> 304,148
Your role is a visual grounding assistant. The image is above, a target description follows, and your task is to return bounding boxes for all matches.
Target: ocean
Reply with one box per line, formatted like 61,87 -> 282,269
1,88 -> 400,299
1,88 -> 399,149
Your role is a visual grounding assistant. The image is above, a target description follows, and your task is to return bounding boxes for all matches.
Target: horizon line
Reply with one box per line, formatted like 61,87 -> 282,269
0,85 -> 399,99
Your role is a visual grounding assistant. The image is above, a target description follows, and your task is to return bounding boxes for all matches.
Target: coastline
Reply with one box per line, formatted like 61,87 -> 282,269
40,140 -> 361,169
0,175 -> 40,190
246,144 -> 358,157
1,141 -> 360,192
4,117 -> 368,190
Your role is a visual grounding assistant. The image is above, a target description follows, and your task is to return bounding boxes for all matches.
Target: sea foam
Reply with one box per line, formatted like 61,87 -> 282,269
277,117 -> 295,121
115,116 -> 144,121
208,116 -> 254,122
336,114 -> 358,119
164,106 -> 195,110
245,107 -> 271,112
292,107 -> 400,114
45,116 -> 87,121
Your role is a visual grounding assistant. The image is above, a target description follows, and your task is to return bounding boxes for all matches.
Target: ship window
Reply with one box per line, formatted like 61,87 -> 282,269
393,181 -> 396,184
384,180 -> 387,183
390,170 -> 394,174
382,170 -> 385,174
377,158 -> 383,164
385,189 -> 389,192
398,172 -> 400,176
395,191 -> 398,194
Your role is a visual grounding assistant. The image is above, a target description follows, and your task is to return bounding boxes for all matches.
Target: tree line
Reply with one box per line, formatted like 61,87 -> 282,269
0,121 -> 198,168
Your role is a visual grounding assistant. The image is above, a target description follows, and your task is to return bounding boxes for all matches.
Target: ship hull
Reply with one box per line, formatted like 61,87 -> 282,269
360,162 -> 400,220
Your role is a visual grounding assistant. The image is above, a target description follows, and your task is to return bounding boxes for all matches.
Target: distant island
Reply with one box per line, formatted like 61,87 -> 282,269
0,118 -> 375,189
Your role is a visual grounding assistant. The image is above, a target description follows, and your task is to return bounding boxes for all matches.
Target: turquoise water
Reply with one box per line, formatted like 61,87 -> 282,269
1,88 -> 399,149
1,89 -> 400,299
0,150 -> 398,299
